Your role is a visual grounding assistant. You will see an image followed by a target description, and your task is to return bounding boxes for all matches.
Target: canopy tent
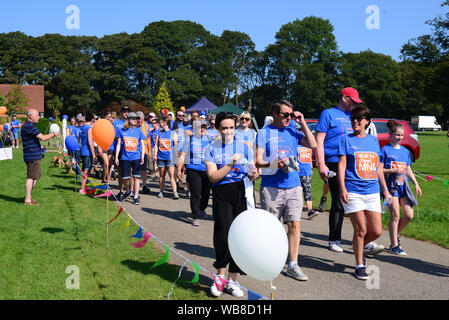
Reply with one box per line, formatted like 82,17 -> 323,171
186,97 -> 218,112
209,103 -> 245,115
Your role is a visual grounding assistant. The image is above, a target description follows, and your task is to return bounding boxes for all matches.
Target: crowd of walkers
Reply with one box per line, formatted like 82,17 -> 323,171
18,87 -> 422,298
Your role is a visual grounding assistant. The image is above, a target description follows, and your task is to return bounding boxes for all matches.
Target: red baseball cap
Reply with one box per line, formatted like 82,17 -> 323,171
341,87 -> 362,103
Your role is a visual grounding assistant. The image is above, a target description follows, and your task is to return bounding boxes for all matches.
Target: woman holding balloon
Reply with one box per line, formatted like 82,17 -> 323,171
204,112 -> 258,298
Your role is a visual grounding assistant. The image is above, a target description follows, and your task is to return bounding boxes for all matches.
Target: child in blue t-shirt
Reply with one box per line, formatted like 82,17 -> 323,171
297,145 -> 317,219
115,113 -> 146,204
380,120 -> 422,256
337,106 -> 391,281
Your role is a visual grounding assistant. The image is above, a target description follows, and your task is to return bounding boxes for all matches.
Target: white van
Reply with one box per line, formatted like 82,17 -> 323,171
410,116 -> 441,131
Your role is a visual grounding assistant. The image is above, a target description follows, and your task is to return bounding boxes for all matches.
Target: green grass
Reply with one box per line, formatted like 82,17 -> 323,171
255,131 -> 449,248
0,149 -> 210,300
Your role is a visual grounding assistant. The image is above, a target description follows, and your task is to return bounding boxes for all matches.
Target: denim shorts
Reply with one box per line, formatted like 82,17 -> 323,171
157,158 -> 174,167
121,160 -> 141,179
81,155 -> 92,172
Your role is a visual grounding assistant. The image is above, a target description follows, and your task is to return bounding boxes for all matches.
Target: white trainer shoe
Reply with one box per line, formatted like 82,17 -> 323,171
329,241 -> 343,253
226,280 -> 244,298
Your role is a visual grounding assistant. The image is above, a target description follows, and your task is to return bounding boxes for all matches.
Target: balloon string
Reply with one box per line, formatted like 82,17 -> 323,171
270,281 -> 276,300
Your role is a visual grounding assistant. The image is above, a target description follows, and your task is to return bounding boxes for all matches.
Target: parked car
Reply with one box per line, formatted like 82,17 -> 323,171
302,118 -> 420,163
372,118 -> 420,162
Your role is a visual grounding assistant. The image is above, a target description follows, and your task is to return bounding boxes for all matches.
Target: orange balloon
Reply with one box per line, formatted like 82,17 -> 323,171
0,124 -> 3,131
92,119 -> 115,151
180,106 -> 185,112
0,106 -> 7,115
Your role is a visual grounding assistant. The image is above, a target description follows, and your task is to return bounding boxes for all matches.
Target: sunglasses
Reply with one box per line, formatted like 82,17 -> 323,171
240,118 -> 251,121
151,121 -> 158,124
201,125 -> 208,129
278,112 -> 294,118
350,116 -> 367,122
177,114 -> 185,117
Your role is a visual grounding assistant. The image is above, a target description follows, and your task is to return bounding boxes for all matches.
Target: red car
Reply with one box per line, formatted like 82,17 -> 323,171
304,118 -> 420,163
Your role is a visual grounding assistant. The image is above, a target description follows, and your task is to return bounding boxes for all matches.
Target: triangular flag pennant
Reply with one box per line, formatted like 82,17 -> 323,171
131,231 -> 152,248
426,175 -> 434,181
108,207 -> 123,224
94,190 -> 113,198
131,226 -> 144,239
444,180 -> 449,189
248,289 -> 263,300
186,262 -> 199,284
210,273 -> 227,292
150,245 -> 170,269
118,215 -> 131,231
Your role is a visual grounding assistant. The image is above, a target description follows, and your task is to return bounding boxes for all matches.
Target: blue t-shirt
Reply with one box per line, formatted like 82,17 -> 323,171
21,121 -> 42,161
297,146 -> 313,176
380,143 -> 411,196
157,129 -> 174,161
79,124 -> 92,156
338,133 -> 381,195
173,122 -> 187,152
11,120 -> 20,134
235,128 -> 256,162
70,126 -> 81,151
150,128 -> 160,148
183,134 -> 210,172
204,137 -> 249,187
316,107 -> 353,163
208,128 -> 219,141
256,124 -> 304,189
119,127 -> 145,161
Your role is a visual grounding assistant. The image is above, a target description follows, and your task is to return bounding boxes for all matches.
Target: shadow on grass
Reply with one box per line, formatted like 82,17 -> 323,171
0,194 -> 24,204
41,227 -> 65,234
121,259 -> 210,297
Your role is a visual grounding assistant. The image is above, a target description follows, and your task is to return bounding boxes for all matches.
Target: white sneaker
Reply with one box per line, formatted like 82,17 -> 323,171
226,280 -> 244,298
329,241 -> 343,253
363,241 -> 385,256
210,276 -> 225,297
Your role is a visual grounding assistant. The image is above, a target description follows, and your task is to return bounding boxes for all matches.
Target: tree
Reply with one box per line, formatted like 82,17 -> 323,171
152,81 -> 174,117
339,51 -> 405,118
5,85 -> 30,113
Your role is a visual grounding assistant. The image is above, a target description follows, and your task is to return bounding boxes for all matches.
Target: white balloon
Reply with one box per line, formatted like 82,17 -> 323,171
49,123 -> 60,135
228,208 -> 288,282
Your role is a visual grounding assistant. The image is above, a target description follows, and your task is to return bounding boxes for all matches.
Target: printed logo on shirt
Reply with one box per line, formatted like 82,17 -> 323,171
159,138 -> 171,151
355,152 -> 379,180
392,161 -> 407,185
124,136 -> 138,152
297,148 -> 312,164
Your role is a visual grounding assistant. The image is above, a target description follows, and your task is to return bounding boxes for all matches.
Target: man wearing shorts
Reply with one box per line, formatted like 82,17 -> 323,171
21,109 -> 58,205
10,114 -> 21,149
256,100 -> 316,281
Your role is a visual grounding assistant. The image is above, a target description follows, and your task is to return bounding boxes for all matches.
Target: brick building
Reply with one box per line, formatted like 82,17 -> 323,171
0,84 -> 44,116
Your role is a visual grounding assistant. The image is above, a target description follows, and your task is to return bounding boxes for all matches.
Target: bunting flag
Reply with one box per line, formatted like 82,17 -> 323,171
150,245 -> 170,269
168,261 -> 187,300
248,289 -> 263,300
94,190 -> 113,198
130,231 -> 152,248
426,175 -> 434,181
107,207 -> 123,224
118,215 -> 131,231
444,180 -> 449,189
210,273 -> 227,292
92,184 -> 109,190
131,226 -> 144,239
185,262 -> 199,284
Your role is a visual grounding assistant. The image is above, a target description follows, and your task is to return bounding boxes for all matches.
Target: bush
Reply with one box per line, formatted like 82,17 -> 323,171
36,118 -> 50,134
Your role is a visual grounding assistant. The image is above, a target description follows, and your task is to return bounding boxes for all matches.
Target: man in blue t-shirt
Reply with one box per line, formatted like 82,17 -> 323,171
10,114 -> 21,149
315,87 -> 384,255
21,109 -> 59,206
256,100 -> 316,282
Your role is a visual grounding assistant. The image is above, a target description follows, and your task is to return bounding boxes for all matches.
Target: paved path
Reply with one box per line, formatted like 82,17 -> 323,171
113,178 -> 449,300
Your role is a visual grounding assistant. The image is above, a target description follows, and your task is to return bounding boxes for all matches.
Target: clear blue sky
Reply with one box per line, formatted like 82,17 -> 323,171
1,0 -> 446,60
